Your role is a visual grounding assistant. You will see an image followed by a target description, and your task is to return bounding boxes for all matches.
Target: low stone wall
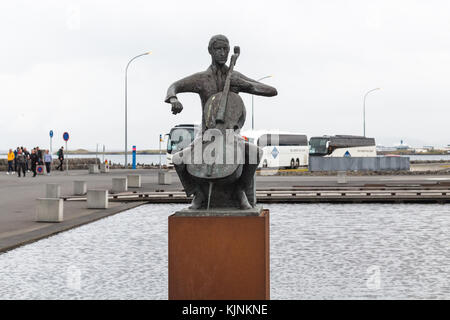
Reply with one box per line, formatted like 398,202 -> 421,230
257,169 -> 450,176
309,156 -> 410,172
108,163 -> 168,170
0,158 -> 100,171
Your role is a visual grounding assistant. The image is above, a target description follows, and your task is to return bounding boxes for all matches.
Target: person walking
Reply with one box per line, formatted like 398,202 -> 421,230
13,147 -> 19,172
36,147 -> 43,165
23,147 -> 30,172
44,149 -> 52,175
30,149 -> 39,177
16,149 -> 26,177
56,146 -> 64,171
7,149 -> 14,174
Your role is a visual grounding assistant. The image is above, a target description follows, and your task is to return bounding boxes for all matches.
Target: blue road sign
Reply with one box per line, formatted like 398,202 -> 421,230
63,132 -> 70,141
49,130 -> 53,138
132,145 -> 137,170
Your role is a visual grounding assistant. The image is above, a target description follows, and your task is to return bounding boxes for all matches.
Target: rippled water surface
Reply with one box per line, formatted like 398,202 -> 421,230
0,203 -> 449,299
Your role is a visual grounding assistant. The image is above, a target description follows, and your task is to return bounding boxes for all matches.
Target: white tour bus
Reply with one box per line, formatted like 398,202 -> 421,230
241,130 -> 309,168
309,135 -> 376,157
166,124 -> 200,166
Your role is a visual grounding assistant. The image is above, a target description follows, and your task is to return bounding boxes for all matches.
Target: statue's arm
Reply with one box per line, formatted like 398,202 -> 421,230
231,71 -> 278,97
164,72 -> 203,114
164,72 -> 203,103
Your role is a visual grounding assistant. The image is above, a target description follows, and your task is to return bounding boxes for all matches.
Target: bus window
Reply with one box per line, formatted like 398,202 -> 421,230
309,138 -> 328,155
167,126 -> 198,154
167,135 -> 173,153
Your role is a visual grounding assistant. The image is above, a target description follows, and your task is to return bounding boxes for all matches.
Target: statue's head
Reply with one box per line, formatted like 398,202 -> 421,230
208,34 -> 230,65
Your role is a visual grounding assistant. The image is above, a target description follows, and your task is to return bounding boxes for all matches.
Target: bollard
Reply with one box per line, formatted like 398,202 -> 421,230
100,163 -> 109,173
112,177 -> 128,193
73,181 -> 87,195
87,190 -> 108,209
46,184 -> 61,198
36,198 -> 63,222
158,171 -> 172,185
337,171 -> 347,184
127,175 -> 141,188
89,164 -> 100,174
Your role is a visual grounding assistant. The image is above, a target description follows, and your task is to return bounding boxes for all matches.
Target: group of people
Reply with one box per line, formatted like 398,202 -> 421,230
6,146 -> 64,177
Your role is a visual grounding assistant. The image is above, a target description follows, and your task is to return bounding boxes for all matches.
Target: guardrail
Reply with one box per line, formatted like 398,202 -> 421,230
62,186 -> 450,204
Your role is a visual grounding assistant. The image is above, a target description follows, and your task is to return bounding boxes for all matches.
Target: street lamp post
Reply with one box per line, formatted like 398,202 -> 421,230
125,51 -> 151,168
363,87 -> 381,137
251,75 -> 272,130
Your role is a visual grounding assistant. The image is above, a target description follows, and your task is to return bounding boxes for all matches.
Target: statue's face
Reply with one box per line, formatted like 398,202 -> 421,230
210,40 -> 229,65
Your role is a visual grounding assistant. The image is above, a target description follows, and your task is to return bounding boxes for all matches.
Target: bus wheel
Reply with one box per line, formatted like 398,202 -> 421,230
296,159 -> 300,168
263,160 -> 268,168
290,159 -> 295,169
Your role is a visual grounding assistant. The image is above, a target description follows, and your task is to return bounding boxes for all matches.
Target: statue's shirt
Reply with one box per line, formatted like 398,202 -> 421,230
165,63 -> 277,111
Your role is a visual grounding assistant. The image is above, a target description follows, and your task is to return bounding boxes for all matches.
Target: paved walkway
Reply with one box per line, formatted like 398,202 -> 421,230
0,169 -> 181,252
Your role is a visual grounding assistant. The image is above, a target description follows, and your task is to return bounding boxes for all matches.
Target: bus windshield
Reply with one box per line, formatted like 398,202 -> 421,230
309,138 -> 329,155
167,128 -> 195,154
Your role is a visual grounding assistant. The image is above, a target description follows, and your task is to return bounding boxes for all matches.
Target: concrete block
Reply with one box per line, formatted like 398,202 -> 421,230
87,189 -> 108,209
100,163 -> 109,173
158,171 -> 172,185
337,171 -> 347,184
36,198 -> 63,222
89,164 -> 100,174
74,181 -> 87,195
46,184 -> 61,198
127,174 -> 141,188
112,177 -> 127,193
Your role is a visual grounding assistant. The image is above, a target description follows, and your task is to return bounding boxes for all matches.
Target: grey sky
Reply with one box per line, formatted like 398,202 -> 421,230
1,0 -> 449,151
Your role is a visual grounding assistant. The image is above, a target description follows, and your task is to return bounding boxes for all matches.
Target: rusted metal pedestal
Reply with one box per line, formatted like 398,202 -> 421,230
168,209 -> 270,300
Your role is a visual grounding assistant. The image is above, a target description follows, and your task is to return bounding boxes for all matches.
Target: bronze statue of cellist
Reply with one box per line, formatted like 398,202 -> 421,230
165,34 -> 277,210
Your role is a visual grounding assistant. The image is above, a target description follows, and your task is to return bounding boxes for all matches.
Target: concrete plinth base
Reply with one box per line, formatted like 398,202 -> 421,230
88,164 -> 100,174
100,163 -> 109,173
46,184 -> 61,198
36,198 -> 63,222
168,209 -> 270,300
87,189 -> 108,209
127,174 -> 141,188
74,181 -> 87,195
337,171 -> 347,184
175,205 -> 262,217
158,171 -> 172,185
112,178 -> 128,193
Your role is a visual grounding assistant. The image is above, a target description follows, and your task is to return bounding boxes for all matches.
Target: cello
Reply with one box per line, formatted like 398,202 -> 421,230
204,46 -> 246,131
187,46 -> 246,180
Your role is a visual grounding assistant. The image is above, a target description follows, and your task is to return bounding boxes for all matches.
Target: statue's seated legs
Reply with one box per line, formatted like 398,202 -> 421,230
189,189 -> 206,209
173,137 -> 261,210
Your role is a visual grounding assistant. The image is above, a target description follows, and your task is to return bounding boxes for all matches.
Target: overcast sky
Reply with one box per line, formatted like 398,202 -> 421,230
0,0 -> 449,152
